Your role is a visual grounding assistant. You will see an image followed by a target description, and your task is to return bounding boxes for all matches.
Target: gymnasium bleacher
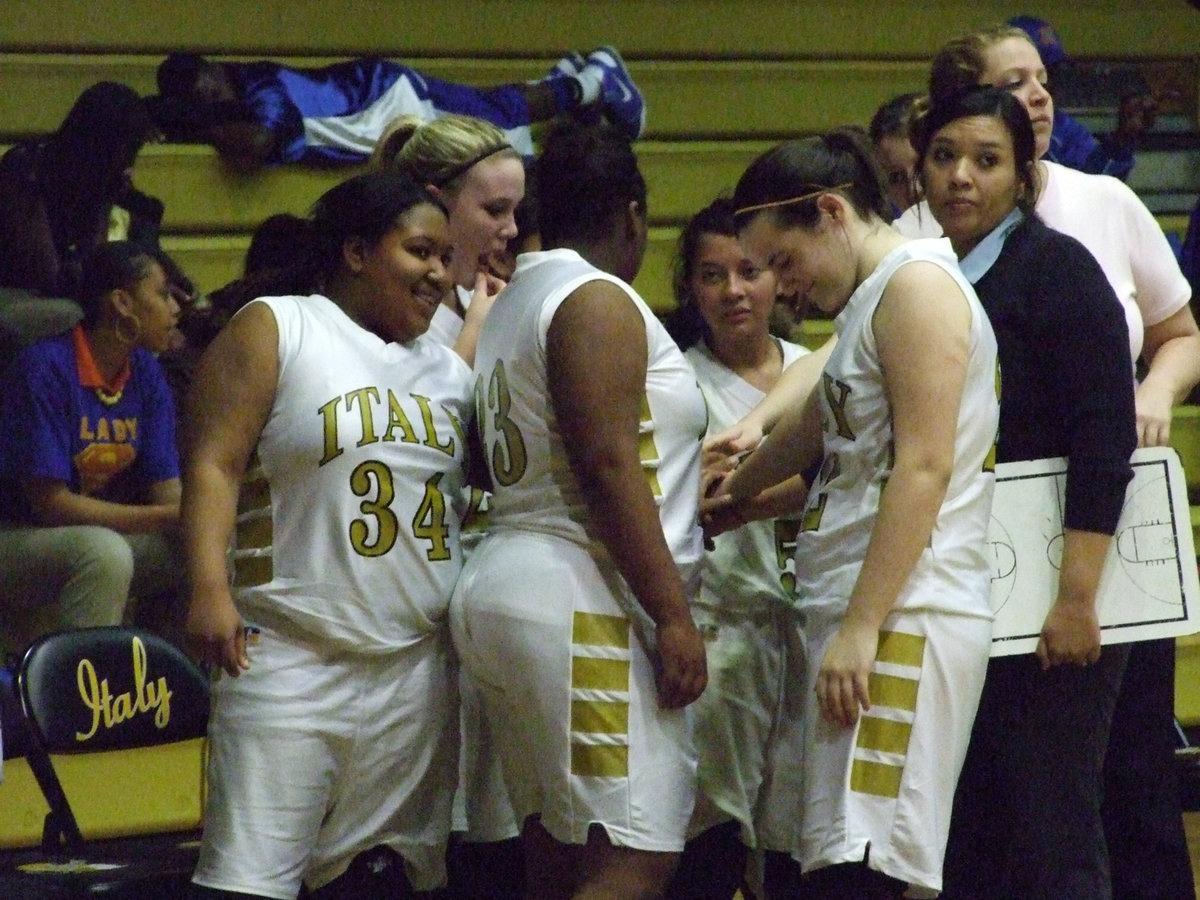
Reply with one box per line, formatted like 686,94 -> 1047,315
1,0 -> 1199,863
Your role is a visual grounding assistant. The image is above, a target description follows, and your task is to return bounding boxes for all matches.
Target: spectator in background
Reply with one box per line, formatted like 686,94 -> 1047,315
150,48 -> 645,168
0,241 -> 183,657
868,92 -> 922,215
0,81 -> 198,365
1009,15 -> 1156,182
0,83 -> 151,351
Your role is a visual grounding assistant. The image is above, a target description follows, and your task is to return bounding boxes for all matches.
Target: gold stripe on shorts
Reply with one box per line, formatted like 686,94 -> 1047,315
571,742 -> 629,778
876,630 -> 926,668
572,656 -> 630,692
570,613 -> 632,777
572,612 -> 630,649
850,629 -> 926,799
856,715 -> 913,755
571,699 -> 629,734
850,758 -> 904,798
867,672 -> 919,712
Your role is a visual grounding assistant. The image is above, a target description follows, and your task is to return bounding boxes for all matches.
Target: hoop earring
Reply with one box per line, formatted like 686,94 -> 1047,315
116,312 -> 141,346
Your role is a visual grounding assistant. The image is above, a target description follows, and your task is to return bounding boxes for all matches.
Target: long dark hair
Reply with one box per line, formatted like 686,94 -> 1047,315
732,128 -> 892,232
664,198 -> 739,350
40,83 -> 151,254
910,87 -> 1039,217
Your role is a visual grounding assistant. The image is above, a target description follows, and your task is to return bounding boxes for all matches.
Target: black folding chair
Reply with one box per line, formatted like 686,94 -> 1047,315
3,626 -> 210,897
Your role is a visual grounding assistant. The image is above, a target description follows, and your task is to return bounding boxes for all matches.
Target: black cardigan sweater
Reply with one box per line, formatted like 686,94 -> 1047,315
972,215 -> 1136,535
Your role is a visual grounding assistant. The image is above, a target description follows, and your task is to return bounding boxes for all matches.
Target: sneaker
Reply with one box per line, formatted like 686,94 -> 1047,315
547,50 -> 586,79
582,45 -> 646,140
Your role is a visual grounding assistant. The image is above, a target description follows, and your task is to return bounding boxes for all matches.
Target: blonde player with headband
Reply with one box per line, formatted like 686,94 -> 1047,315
710,129 -> 999,899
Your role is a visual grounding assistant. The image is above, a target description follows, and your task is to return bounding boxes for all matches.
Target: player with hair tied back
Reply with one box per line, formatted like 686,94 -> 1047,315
450,122 -> 708,899
375,113 -> 523,367
708,126 -> 999,900
661,197 -> 810,900
183,172 -> 471,899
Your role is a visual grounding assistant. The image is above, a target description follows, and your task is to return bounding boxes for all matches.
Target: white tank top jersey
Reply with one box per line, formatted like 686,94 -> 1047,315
231,294 -> 473,653
473,248 -> 707,574
686,339 -> 810,614
794,239 -> 999,625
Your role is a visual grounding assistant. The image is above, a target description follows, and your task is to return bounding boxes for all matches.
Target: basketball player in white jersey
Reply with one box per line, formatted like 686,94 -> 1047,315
711,129 -> 999,899
183,173 -> 471,899
450,122 -> 707,899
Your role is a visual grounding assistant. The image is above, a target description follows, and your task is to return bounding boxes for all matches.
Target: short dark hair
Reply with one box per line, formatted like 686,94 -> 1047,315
309,172 -> 446,281
156,53 -> 209,99
76,241 -> 158,324
535,122 -> 647,248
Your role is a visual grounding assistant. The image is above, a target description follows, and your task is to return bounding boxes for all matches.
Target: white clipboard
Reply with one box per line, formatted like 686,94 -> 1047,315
988,446 -> 1200,656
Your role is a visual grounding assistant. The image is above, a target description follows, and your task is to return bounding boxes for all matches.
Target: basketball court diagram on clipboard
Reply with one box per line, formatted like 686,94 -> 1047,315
989,446 -> 1200,656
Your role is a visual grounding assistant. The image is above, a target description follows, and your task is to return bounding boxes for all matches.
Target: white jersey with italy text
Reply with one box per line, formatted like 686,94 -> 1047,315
231,294 -> 472,653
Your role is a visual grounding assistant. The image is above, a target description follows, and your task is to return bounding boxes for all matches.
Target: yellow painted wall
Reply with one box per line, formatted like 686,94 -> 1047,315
2,0 -> 1198,58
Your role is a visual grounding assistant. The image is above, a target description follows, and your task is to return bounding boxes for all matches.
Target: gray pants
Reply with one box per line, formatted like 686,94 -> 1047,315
0,523 -> 184,657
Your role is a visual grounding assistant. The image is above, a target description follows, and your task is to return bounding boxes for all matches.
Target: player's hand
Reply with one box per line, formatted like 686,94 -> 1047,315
815,619 -> 879,727
654,615 -> 707,709
704,420 -> 763,460
1036,600 -> 1101,670
185,587 -> 250,677
464,269 -> 505,326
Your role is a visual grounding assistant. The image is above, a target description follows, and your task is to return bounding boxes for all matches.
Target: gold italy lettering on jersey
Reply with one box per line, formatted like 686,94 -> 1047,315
411,394 -> 456,456
75,636 -> 172,741
800,453 -> 840,533
774,518 -> 801,596
483,361 -> 528,487
317,397 -> 343,465
983,360 -> 1001,473
383,391 -> 420,445
822,372 -> 856,441
344,387 -> 381,447
320,388 -> 460,467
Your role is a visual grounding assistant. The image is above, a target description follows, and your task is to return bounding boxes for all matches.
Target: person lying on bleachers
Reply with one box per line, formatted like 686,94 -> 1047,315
148,48 -> 646,168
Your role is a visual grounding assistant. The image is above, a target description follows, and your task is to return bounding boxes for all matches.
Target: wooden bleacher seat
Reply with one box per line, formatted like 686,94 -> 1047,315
1171,407 -> 1200,729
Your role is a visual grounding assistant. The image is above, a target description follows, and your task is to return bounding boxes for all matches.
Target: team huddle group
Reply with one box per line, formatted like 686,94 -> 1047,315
1,18 -> 1198,900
